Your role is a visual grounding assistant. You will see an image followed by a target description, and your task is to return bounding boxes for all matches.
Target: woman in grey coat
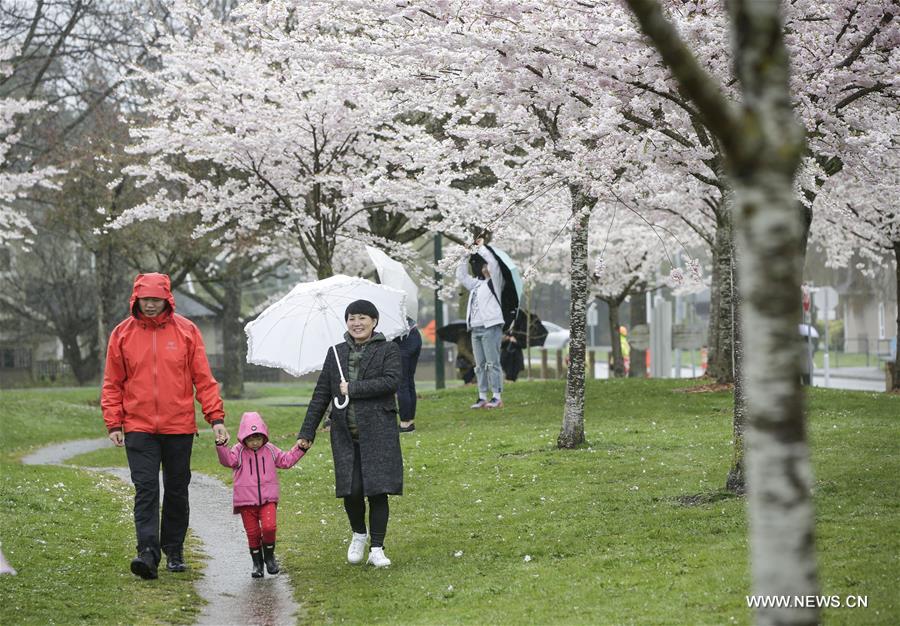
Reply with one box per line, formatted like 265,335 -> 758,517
297,299 -> 403,567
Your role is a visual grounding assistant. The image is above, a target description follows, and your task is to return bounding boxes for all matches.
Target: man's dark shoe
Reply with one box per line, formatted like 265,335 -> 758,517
399,422 -> 415,433
130,548 -> 158,580
165,548 -> 186,573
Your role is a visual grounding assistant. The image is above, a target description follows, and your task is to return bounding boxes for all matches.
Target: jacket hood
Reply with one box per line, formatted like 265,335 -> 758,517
238,412 -> 270,444
130,273 -> 176,318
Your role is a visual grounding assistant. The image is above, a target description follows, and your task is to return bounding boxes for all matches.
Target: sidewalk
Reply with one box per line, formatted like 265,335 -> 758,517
517,358 -> 889,391
812,366 -> 884,381
812,365 -> 887,392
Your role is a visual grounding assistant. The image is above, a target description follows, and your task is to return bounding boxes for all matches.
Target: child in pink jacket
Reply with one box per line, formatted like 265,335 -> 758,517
216,411 -> 304,578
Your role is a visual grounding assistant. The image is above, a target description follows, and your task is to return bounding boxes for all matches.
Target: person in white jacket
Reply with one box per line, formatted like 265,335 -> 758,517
456,238 -> 505,409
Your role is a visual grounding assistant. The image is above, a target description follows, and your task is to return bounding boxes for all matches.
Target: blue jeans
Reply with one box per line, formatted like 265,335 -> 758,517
471,324 -> 503,397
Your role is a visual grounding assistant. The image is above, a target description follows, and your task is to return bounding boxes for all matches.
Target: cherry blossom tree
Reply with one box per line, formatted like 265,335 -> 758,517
622,1 -> 819,623
0,94 -> 59,244
117,2 -> 451,281
1,0 -> 242,382
591,206 -> 700,377
235,0 -> 715,446
617,0 -> 897,382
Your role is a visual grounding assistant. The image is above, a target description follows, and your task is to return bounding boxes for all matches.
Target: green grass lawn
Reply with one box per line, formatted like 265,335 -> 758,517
812,351 -> 886,369
1,380 -> 898,625
0,388 -> 204,625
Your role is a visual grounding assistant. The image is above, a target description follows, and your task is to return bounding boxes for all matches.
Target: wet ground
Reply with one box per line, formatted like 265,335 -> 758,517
22,439 -> 300,626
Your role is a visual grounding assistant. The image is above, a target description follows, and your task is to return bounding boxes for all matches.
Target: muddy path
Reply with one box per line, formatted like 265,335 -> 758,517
22,439 -> 300,626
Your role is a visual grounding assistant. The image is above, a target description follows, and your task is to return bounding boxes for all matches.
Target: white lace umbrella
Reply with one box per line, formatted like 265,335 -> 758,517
245,275 -> 408,404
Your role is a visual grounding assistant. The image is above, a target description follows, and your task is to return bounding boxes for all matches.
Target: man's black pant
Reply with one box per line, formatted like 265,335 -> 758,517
125,432 -> 193,564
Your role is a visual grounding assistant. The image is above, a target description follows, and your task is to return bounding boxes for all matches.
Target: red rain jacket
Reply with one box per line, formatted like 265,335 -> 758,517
101,273 -> 225,434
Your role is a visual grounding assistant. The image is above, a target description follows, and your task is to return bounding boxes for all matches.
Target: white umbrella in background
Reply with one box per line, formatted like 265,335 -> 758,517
245,274 -> 408,386
365,245 -> 419,323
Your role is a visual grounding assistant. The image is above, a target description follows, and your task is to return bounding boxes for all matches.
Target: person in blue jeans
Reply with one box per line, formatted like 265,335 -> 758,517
456,238 -> 504,409
394,318 -> 422,432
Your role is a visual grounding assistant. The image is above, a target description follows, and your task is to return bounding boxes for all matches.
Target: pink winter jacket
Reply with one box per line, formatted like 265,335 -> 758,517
216,412 -> 304,513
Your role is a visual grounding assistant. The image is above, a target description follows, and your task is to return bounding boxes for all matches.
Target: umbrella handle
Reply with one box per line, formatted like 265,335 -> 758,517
332,344 -> 350,409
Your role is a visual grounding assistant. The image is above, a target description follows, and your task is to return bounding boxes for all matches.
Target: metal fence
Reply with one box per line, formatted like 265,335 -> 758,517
840,337 -> 895,365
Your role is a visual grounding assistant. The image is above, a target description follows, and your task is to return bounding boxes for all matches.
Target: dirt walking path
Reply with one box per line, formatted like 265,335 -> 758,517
22,439 -> 300,626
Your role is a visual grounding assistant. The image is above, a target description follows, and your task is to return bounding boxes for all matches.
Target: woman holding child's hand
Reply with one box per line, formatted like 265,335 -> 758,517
297,299 -> 403,568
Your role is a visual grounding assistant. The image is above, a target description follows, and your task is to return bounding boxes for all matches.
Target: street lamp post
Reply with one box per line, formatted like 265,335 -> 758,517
434,233 -> 445,389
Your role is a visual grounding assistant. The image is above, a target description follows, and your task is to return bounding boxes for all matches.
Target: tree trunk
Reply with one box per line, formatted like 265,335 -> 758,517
606,298 -> 626,377
735,171 -> 819,624
726,255 -> 745,494
97,287 -> 107,379
892,241 -> 900,390
316,260 -> 333,280
621,1 -> 820,622
94,243 -> 125,378
629,287 -> 647,377
557,187 -> 592,449
61,336 -> 97,385
707,207 -> 735,383
221,274 -> 244,399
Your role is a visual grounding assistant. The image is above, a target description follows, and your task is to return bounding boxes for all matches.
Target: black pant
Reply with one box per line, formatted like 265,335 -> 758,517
125,432 -> 193,563
395,328 -> 422,422
343,442 -> 389,548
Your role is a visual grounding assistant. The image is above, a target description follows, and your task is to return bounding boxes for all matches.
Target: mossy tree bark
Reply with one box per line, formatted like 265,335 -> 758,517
557,185 -> 595,449
706,201 -> 735,384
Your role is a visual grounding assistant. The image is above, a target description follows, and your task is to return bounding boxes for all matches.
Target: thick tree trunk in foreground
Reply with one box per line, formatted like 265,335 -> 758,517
735,172 -> 816,625
731,8 -> 819,621
558,187 -> 593,449
623,1 -> 820,623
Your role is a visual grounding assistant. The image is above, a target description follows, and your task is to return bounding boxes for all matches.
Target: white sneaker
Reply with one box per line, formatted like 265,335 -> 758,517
367,547 -> 391,568
347,532 -> 368,564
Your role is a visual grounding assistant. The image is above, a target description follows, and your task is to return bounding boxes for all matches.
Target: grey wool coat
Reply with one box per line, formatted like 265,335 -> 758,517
298,336 -> 404,498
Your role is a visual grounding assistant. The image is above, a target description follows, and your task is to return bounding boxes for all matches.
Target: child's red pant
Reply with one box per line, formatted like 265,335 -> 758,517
238,502 -> 277,548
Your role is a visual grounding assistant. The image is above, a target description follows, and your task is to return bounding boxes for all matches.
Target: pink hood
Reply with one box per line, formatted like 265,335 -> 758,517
238,412 -> 269,444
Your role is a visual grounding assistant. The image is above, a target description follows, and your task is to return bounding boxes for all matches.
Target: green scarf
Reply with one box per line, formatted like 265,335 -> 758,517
343,332 -> 386,438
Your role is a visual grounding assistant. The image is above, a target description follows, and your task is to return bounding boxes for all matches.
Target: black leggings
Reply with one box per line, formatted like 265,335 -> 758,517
343,442 -> 389,548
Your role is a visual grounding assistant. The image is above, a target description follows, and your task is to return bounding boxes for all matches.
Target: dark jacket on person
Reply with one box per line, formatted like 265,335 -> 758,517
298,332 -> 403,498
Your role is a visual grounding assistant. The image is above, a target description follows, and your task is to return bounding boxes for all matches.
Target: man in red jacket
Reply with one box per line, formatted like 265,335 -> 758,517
101,273 -> 229,579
